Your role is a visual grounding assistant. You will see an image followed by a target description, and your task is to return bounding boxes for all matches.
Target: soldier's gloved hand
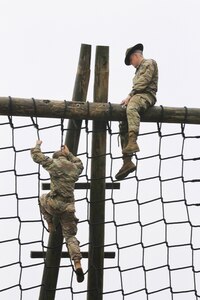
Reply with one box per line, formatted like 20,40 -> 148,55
61,144 -> 70,156
36,140 -> 42,146
121,95 -> 131,106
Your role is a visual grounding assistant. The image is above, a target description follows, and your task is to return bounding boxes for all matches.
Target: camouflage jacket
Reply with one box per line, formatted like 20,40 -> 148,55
129,59 -> 158,100
31,145 -> 83,199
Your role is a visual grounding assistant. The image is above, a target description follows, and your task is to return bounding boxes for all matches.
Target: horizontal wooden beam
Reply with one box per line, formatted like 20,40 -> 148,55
42,182 -> 120,190
0,96 -> 200,124
30,251 -> 115,259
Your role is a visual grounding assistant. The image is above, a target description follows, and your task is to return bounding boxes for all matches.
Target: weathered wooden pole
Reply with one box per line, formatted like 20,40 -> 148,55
64,43 -> 92,151
2,97 -> 200,124
87,46 -> 109,300
39,44 -> 91,300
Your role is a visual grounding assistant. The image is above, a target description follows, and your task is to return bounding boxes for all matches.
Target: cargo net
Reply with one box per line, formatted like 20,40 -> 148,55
0,112 -> 200,300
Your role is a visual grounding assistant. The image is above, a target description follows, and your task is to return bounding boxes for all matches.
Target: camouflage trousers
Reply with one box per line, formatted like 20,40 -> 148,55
40,193 -> 82,261
119,93 -> 156,149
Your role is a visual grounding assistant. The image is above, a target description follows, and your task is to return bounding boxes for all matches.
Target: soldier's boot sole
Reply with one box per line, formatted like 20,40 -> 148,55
115,162 -> 136,180
75,268 -> 84,283
74,260 -> 84,283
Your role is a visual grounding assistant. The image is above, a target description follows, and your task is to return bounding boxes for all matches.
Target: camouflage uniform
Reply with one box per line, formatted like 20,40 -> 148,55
31,144 -> 83,261
120,58 -> 158,148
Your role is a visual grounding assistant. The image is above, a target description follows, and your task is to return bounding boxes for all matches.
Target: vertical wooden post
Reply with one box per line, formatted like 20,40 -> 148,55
39,44 -> 91,300
65,43 -> 91,152
87,46 -> 109,300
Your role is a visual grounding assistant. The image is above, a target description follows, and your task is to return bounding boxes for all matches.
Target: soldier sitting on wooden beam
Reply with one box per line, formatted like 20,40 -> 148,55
115,43 -> 159,180
31,141 -> 84,283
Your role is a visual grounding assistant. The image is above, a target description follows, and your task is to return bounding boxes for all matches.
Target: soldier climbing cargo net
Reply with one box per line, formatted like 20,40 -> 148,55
1,44 -> 200,300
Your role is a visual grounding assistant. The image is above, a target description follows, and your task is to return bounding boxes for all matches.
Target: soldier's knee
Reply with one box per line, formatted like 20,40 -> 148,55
128,95 -> 142,109
67,236 -> 79,245
127,105 -> 139,117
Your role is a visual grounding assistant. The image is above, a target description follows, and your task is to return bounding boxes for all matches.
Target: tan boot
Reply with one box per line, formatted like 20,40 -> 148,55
122,132 -> 140,155
74,260 -> 84,283
115,156 -> 136,180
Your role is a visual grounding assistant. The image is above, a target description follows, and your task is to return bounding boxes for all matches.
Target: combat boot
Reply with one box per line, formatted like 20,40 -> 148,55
74,260 -> 84,283
122,132 -> 140,155
115,155 -> 136,180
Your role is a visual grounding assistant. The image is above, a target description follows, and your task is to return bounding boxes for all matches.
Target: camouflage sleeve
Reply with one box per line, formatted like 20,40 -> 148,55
132,60 -> 156,94
30,144 -> 53,168
67,152 -> 84,175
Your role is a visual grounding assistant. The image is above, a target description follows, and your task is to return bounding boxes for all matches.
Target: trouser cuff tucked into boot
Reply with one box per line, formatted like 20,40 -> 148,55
115,155 -> 136,180
122,131 -> 140,155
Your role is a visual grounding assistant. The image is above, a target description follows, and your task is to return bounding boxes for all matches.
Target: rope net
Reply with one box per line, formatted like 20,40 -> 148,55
0,112 -> 200,300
